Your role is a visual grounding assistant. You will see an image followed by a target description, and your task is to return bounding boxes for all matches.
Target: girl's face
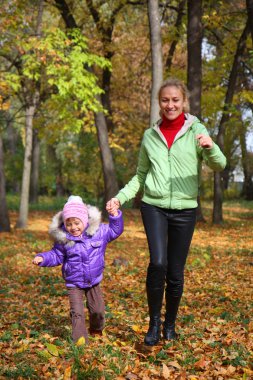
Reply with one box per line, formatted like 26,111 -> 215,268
65,217 -> 85,237
159,86 -> 185,121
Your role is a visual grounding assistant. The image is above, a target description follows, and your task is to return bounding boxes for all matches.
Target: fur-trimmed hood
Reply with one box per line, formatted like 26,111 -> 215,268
48,205 -> 101,245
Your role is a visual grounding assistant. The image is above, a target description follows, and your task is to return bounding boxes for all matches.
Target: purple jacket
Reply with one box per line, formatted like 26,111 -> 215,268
36,205 -> 123,288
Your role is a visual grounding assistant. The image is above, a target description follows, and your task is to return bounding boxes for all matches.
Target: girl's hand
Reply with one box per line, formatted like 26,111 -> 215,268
108,210 -> 118,217
106,198 -> 120,216
196,134 -> 213,149
33,256 -> 43,265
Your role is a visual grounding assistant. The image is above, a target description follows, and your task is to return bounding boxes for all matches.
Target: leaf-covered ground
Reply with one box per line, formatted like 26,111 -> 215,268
0,202 -> 252,379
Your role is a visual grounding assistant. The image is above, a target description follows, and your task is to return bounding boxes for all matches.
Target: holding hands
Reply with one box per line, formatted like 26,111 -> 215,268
196,134 -> 213,149
106,198 -> 120,217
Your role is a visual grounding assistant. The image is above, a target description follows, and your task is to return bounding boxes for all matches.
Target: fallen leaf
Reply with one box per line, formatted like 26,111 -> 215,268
167,361 -> 181,370
16,343 -> 29,353
75,336 -> 86,347
63,366 -> 72,380
132,325 -> 142,333
194,357 -> 210,370
162,363 -> 172,379
45,343 -> 59,356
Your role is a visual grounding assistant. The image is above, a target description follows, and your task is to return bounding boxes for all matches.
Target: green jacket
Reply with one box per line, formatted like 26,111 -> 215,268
116,114 -> 226,210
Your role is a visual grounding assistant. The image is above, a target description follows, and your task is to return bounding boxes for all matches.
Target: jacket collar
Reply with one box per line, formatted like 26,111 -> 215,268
153,113 -> 198,145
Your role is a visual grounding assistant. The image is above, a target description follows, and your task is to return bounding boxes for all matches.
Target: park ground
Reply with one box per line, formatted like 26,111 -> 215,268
0,201 -> 252,379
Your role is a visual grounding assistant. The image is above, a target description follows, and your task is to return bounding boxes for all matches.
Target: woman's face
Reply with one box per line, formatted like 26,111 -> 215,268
159,86 -> 185,121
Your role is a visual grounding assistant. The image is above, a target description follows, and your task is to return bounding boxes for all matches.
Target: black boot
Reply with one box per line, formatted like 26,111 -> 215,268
144,263 -> 166,346
144,317 -> 161,346
163,322 -> 178,340
163,293 -> 181,341
144,285 -> 164,346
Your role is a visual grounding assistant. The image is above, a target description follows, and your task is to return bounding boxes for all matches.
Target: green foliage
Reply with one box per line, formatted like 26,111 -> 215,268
2,365 -> 36,379
3,27 -> 111,126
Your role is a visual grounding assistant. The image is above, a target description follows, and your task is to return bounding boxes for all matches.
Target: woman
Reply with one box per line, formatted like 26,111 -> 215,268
106,78 -> 226,346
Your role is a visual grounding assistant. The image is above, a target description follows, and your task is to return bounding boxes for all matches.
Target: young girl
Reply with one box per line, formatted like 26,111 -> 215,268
33,195 -> 123,344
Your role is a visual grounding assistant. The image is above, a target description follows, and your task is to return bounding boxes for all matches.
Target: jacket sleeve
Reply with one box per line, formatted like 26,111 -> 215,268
36,244 -> 65,267
105,210 -> 124,243
196,123 -> 227,172
116,135 -> 150,205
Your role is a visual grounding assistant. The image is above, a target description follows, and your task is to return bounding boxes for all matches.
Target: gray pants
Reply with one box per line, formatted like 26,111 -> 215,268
67,284 -> 105,343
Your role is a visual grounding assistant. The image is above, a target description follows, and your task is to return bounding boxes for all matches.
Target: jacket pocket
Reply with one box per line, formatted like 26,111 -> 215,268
90,240 -> 102,248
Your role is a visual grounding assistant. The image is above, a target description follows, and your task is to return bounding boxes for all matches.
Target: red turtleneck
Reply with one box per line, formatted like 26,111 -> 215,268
160,112 -> 185,148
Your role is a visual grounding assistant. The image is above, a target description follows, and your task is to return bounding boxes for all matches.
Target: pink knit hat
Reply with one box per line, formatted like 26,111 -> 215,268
62,195 -> 88,228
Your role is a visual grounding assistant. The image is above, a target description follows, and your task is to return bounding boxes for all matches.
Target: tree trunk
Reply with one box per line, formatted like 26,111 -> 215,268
16,0 -> 43,228
16,104 -> 36,228
0,133 -> 10,232
242,168 -> 253,200
240,123 -> 253,200
101,63 -> 114,132
165,0 -> 186,73
187,0 -> 202,119
6,113 -> 20,192
213,172 -> 223,223
47,144 -> 65,196
30,129 -> 40,203
187,0 -> 205,221
246,0 -> 253,43
95,95 -> 119,204
212,20 -> 250,224
147,0 -> 163,126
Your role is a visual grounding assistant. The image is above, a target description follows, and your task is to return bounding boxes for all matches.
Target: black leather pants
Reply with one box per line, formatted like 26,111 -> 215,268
141,202 -> 196,325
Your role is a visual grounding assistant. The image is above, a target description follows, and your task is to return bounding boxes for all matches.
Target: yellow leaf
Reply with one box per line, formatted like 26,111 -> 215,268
16,344 -> 29,353
76,336 -> 86,346
45,343 -> 59,356
38,349 -> 52,360
209,307 -> 224,314
132,325 -> 141,333
63,366 -> 72,380
243,368 -> 253,375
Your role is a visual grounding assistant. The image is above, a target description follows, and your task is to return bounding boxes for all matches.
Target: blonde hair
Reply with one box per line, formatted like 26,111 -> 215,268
158,78 -> 190,113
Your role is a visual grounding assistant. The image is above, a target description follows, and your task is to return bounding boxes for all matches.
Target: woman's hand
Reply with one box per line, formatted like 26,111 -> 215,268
33,256 -> 43,265
196,134 -> 213,149
106,198 -> 120,216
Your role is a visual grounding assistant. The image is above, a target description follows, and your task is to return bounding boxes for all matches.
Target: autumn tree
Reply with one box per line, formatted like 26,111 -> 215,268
213,19 -> 250,223
12,0 -> 43,228
55,0 -> 120,206
0,0 -> 109,227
